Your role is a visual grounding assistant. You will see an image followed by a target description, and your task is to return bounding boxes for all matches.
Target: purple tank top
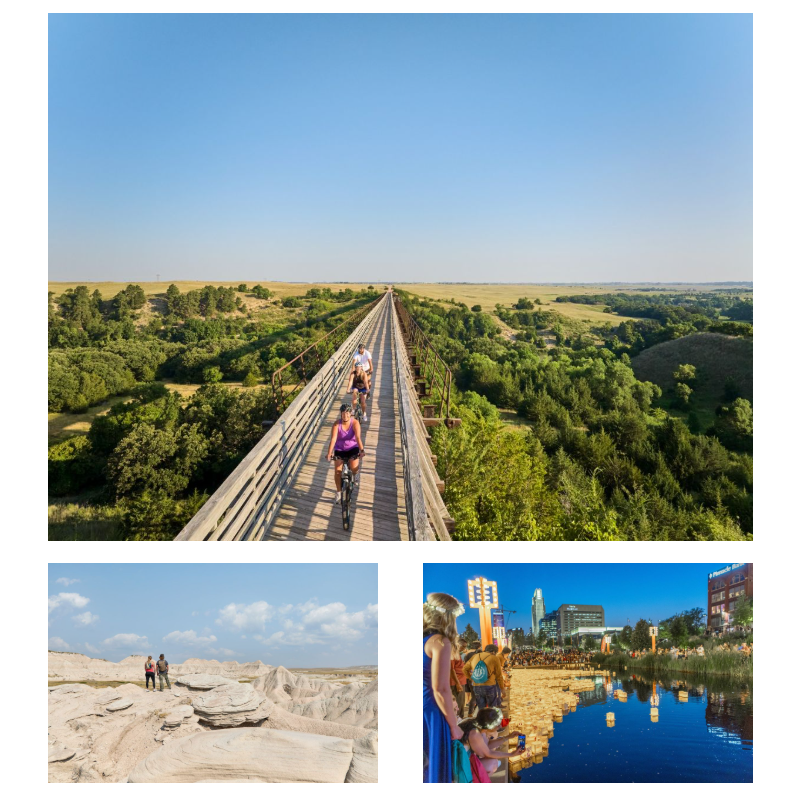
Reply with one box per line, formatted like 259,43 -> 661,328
334,420 -> 358,451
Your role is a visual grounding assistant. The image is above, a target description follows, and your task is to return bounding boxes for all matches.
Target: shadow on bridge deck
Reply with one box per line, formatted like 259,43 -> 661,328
265,296 -> 409,540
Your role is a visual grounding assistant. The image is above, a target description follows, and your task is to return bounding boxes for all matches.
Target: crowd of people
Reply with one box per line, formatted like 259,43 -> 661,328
509,648 -> 593,668
424,592 -> 529,783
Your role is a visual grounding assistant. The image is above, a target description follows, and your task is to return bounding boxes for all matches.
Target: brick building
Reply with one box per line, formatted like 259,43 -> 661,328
707,563 -> 753,633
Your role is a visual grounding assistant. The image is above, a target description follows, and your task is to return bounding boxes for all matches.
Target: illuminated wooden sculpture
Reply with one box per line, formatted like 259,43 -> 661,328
467,576 -> 498,648
649,625 -> 658,653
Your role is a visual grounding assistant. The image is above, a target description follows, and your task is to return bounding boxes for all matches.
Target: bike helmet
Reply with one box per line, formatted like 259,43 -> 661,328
340,403 -> 352,413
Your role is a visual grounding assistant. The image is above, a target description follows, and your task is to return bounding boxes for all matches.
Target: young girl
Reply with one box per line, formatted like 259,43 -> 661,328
459,707 -> 528,776
423,593 -> 465,783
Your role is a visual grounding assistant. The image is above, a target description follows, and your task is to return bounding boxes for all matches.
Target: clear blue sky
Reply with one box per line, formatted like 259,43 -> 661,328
49,563 -> 377,666
423,563 -> 737,634
49,13 -> 752,283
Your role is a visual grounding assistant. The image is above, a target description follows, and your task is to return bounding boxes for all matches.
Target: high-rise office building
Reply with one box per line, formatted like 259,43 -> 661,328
539,610 -> 558,640
557,604 -> 605,639
531,588 -> 546,637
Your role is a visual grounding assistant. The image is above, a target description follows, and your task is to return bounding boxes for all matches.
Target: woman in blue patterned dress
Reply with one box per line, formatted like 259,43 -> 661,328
423,592 -> 465,782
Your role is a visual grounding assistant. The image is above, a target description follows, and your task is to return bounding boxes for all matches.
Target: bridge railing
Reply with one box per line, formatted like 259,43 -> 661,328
391,298 -> 454,540
272,293 -> 385,411
175,295 -> 388,541
393,294 -> 452,423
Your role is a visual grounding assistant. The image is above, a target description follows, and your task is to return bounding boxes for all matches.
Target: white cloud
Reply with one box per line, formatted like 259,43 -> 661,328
162,630 -> 217,647
259,601 -> 378,647
102,633 -> 150,650
279,604 -> 294,614
84,643 -> 100,654
216,601 -> 275,631
73,611 -> 99,626
49,637 -> 71,651
48,592 -> 90,614
215,648 -> 238,657
56,577 -> 80,586
302,602 -> 378,640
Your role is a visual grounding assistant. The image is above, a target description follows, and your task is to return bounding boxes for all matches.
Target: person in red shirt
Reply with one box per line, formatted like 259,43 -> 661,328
144,656 -> 156,690
452,639 -> 469,717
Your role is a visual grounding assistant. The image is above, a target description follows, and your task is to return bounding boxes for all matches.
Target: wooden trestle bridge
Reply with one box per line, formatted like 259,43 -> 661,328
175,290 -> 458,541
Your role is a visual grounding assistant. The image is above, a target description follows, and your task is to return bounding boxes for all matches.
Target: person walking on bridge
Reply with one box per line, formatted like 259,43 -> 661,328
326,404 -> 365,503
156,654 -> 172,691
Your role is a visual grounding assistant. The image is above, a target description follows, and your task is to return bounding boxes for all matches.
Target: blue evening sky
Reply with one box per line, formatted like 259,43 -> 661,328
49,563 -> 377,666
423,563 -> 741,633
49,13 -> 752,283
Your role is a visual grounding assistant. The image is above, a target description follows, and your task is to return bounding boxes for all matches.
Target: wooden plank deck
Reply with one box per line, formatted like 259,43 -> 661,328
265,296 -> 409,541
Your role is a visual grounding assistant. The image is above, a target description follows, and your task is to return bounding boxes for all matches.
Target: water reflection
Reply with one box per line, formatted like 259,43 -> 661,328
515,671 -> 752,783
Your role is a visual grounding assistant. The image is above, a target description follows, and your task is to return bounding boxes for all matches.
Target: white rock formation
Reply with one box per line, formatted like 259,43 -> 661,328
191,683 -> 273,727
175,673 -> 237,690
48,663 -> 377,783
48,652 -> 273,683
128,728 -> 357,783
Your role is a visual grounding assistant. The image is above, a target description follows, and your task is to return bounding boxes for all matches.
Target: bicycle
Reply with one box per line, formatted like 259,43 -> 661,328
332,453 -> 360,531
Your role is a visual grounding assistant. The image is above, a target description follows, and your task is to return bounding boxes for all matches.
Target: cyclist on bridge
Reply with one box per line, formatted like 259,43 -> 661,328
347,363 -> 370,422
326,403 -> 365,504
352,343 -> 374,379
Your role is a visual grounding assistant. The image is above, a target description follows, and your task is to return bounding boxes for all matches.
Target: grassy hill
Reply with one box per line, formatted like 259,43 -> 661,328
632,333 -> 753,428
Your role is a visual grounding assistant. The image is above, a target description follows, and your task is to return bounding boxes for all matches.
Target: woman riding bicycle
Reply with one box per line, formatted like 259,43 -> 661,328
326,403 -> 365,504
346,364 -> 370,422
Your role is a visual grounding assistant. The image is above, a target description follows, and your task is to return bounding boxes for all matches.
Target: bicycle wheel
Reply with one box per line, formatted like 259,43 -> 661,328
341,477 -> 351,531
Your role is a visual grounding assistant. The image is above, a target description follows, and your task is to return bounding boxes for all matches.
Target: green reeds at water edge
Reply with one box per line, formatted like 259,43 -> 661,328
593,651 -> 752,678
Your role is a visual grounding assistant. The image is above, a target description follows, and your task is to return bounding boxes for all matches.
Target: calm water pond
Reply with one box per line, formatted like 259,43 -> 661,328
516,672 -> 752,783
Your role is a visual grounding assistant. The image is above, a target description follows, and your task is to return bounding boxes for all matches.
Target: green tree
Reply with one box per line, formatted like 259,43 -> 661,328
712,398 -> 753,452
243,371 -> 258,387
203,366 -> 223,383
673,364 -> 697,383
461,623 -> 480,645
509,627 -> 528,649
237,284 -> 248,292
563,636 -> 572,647
675,382 -> 692,405
668,615 -> 689,647
632,619 -> 652,651
471,304 -> 482,312
731,596 -> 753,629
583,635 -> 596,651
619,624 -> 633,648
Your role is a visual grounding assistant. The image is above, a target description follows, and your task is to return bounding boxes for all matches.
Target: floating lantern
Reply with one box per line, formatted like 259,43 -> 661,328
650,707 -> 658,716
650,715 -> 659,723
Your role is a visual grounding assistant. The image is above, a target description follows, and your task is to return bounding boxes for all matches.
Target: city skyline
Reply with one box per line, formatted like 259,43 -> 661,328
423,563 -> 736,637
49,13 -> 752,283
49,564 -> 378,666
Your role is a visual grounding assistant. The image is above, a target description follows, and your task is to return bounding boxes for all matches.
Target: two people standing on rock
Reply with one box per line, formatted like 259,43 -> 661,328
145,654 -> 172,692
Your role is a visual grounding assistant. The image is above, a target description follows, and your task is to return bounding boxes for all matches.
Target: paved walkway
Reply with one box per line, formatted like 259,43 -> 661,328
266,296 -> 409,540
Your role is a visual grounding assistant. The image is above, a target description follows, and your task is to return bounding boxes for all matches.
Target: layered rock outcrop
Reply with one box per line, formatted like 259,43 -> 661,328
127,728 -> 365,783
48,663 -> 377,783
48,652 -> 273,683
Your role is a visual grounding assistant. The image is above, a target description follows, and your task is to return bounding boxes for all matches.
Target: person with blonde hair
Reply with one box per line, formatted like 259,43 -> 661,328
424,592 -> 465,783
144,656 -> 156,691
